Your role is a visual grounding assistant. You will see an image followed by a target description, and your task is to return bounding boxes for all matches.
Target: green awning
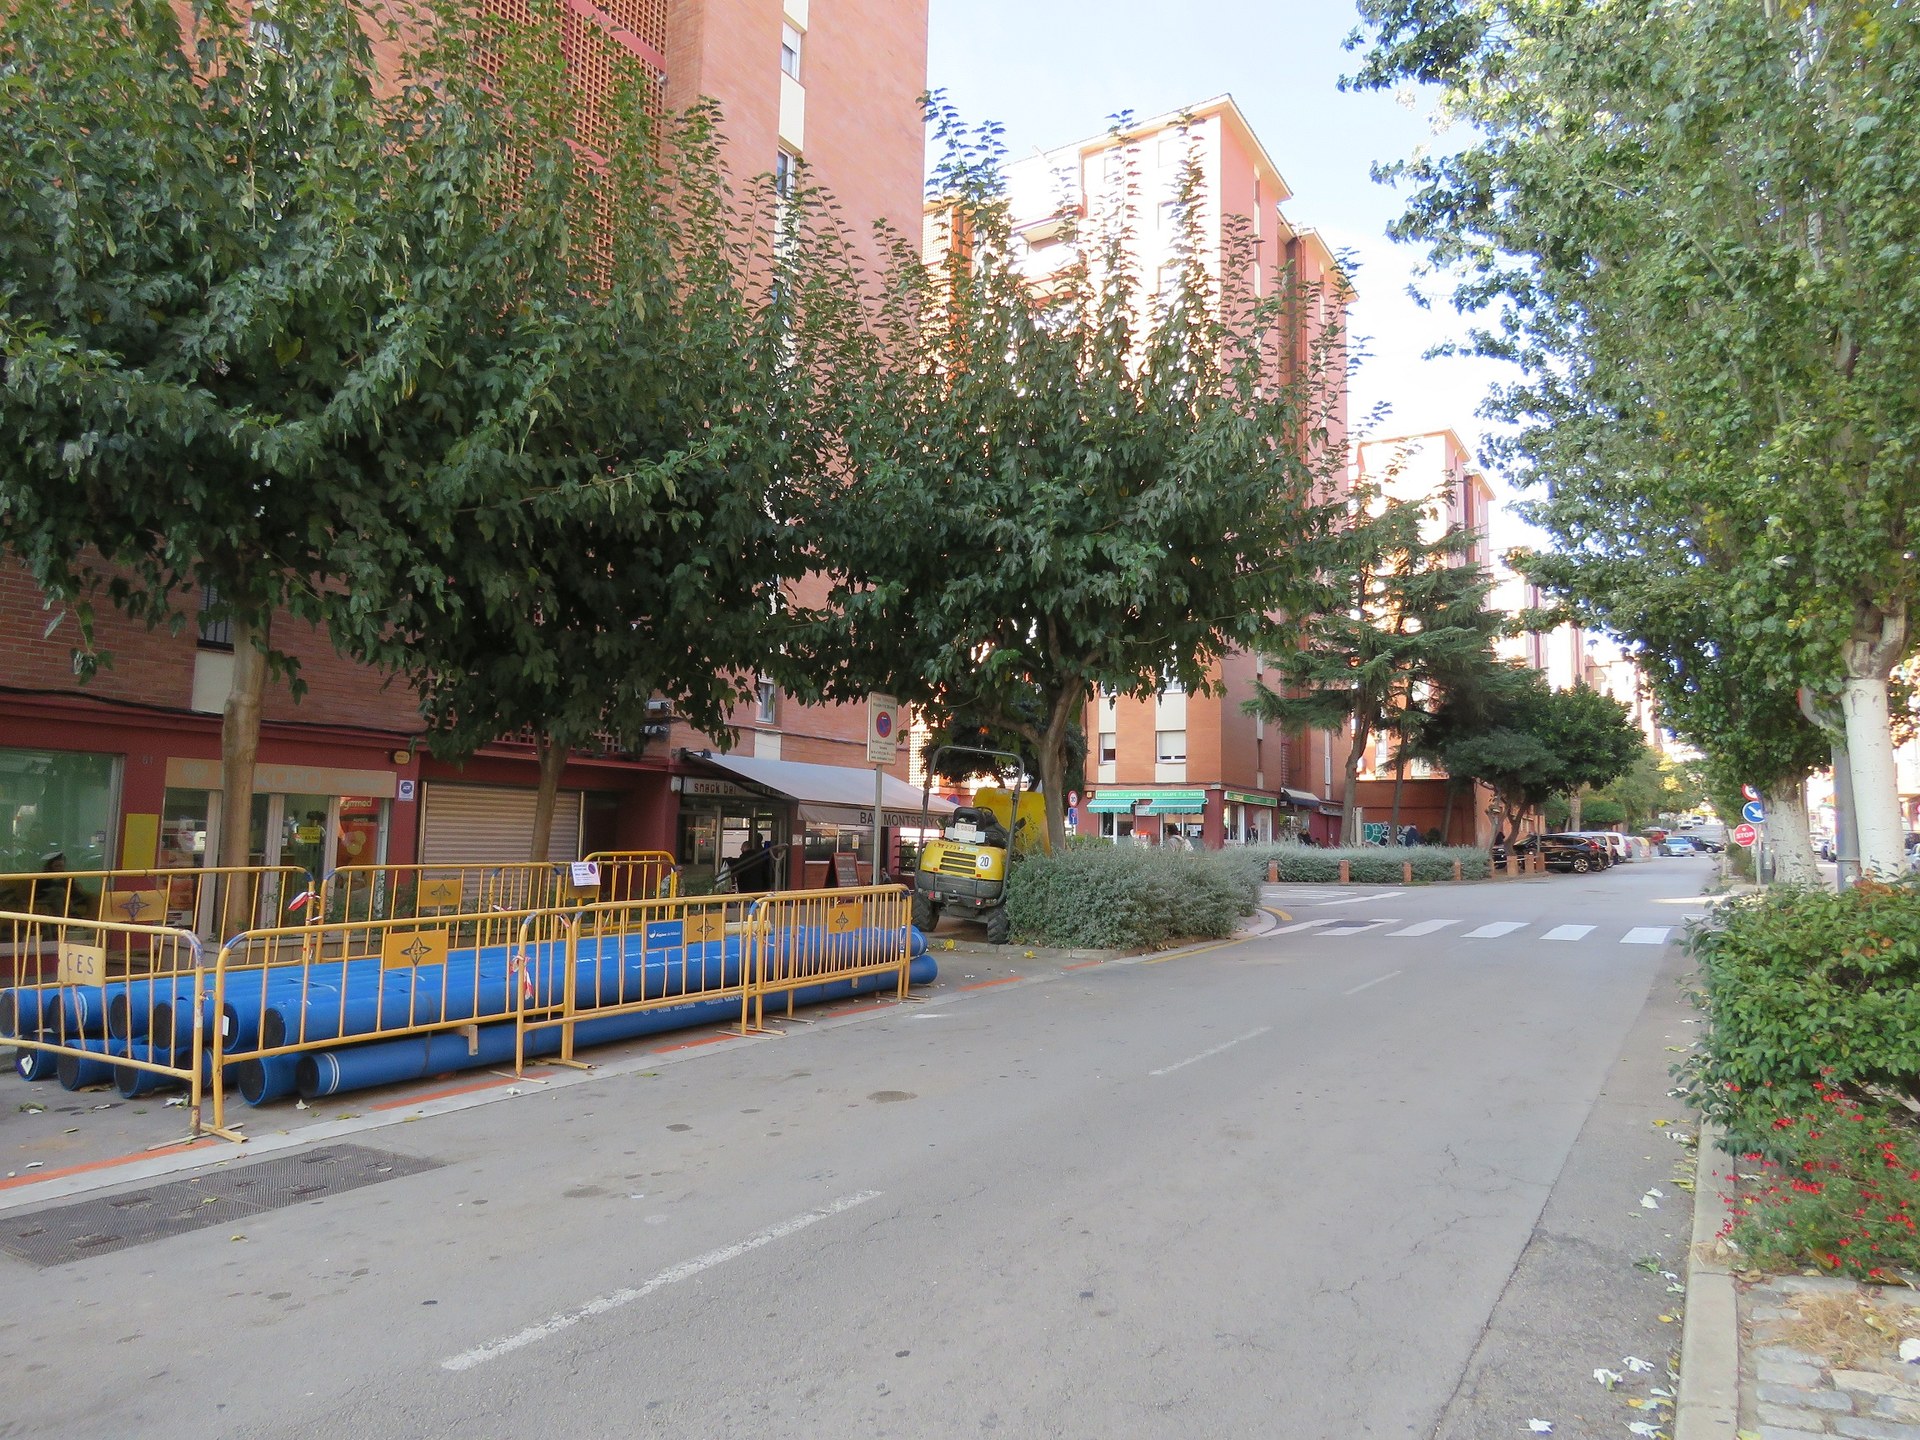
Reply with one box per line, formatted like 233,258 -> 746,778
1087,794 -> 1140,813
1144,791 -> 1206,815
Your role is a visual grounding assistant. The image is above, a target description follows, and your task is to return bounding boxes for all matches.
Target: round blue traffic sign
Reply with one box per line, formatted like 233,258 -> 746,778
1741,799 -> 1766,824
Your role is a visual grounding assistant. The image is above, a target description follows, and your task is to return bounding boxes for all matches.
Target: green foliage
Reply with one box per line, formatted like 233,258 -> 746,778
795,100 -> 1351,850
1349,0 -> 1920,868
1002,845 -> 1257,950
1240,843 -> 1490,885
1435,669 -> 1640,829
1684,881 -> 1920,1137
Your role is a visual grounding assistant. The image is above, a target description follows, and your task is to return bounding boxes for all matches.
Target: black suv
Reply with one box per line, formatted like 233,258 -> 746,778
1491,833 -> 1612,874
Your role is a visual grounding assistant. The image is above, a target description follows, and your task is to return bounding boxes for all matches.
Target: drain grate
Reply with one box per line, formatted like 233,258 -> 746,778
0,1144 -> 440,1268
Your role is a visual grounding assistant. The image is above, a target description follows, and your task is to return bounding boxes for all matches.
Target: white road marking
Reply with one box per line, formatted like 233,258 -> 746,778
1343,970 -> 1404,996
1387,919 -> 1458,938
1620,927 -> 1672,945
441,1191 -> 883,1372
1320,920 -> 1400,937
1542,924 -> 1595,941
1463,921 -> 1528,939
1313,891 -> 1403,907
1273,918 -> 1340,934
1148,1026 -> 1272,1078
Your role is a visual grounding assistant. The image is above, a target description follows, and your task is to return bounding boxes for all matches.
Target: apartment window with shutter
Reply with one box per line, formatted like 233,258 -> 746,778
773,148 -> 796,198
1099,732 -> 1117,765
780,22 -> 803,79
1155,730 -> 1187,764
196,584 -> 233,651
755,679 -> 778,725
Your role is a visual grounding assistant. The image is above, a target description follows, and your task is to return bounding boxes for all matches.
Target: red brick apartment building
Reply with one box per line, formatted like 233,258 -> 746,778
0,0 -> 930,891
999,98 -> 1358,848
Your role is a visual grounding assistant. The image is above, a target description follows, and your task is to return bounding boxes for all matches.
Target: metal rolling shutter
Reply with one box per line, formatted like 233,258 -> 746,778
418,784 -> 582,866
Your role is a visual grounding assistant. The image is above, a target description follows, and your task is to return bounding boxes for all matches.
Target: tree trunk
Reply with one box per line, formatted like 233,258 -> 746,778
1567,785 -> 1584,832
1340,722 -> 1369,847
530,731 -> 567,864
217,615 -> 269,939
1840,640 -> 1907,877
1036,687 -> 1080,853
1440,780 -> 1457,846
1389,754 -> 1407,835
1763,773 -> 1819,885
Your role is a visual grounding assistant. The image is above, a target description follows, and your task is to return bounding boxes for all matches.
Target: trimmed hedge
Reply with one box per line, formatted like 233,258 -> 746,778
1003,843 -> 1258,951
1685,879 -> 1920,1138
1237,843 -> 1492,885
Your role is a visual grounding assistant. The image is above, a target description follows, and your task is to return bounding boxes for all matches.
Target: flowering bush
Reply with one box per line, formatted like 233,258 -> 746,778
1723,1080 -> 1920,1281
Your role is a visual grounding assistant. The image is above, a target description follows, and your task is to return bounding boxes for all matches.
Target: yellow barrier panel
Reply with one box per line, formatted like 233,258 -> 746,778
513,892 -> 760,1068
0,865 -> 310,948
742,884 -> 914,1032
583,851 -> 680,903
321,862 -> 599,924
0,911 -> 208,1138
208,906 -> 551,1138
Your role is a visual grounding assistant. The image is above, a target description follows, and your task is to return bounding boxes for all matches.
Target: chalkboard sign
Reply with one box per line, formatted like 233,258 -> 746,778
832,853 -> 862,888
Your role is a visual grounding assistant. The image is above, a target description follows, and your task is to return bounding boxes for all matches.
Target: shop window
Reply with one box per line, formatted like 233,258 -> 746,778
1098,732 -> 1117,765
0,748 -> 119,874
1155,730 -> 1187,764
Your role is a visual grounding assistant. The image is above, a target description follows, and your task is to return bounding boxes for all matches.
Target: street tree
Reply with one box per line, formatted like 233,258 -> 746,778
791,103 -> 1351,849
0,0 -> 483,926
1349,0 -> 1920,873
363,17 -> 805,861
1252,493 -> 1499,845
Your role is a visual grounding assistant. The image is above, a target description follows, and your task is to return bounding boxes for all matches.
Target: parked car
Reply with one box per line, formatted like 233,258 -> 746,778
1572,831 -> 1633,864
1661,836 -> 1697,857
1491,833 -> 1612,874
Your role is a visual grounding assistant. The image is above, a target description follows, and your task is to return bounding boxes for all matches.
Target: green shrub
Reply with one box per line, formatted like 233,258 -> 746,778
1003,845 -> 1257,950
1683,879 -> 1920,1139
1238,843 -> 1491,885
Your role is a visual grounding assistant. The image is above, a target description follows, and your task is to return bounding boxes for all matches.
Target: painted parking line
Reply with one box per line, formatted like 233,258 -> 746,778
1541,924 -> 1595,942
1462,921 -> 1528,939
1620,926 -> 1673,945
1147,1026 -> 1271,1077
1387,919 -> 1458,938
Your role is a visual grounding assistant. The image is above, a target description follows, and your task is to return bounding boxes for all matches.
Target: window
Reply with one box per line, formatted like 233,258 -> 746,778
755,678 -> 778,725
773,149 -> 796,198
1155,730 -> 1187,764
780,22 -> 802,80
196,583 -> 233,650
1098,732 -> 1117,765
0,748 -> 119,875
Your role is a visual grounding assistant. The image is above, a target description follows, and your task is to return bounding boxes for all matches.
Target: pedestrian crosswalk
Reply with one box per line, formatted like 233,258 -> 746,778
1271,915 -> 1701,947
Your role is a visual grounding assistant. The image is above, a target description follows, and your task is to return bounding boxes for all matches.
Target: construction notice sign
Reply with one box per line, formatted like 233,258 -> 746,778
866,693 -> 901,766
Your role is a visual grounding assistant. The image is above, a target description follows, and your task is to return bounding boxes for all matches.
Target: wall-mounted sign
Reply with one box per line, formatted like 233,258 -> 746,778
397,780 -> 417,802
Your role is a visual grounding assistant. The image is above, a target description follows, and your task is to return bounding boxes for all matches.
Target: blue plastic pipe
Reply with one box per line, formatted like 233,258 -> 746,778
57,1037 -> 121,1090
15,1043 -> 59,1082
290,952 -> 937,1104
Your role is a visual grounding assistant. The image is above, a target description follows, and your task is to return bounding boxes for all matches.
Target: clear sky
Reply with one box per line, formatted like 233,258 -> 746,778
925,0 -> 1526,551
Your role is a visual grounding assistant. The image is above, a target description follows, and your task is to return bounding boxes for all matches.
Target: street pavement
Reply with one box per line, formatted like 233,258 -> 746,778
0,857 -> 1716,1438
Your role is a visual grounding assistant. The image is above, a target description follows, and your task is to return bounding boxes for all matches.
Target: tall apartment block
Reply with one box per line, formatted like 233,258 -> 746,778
987,97 -> 1355,848
0,0 -> 930,890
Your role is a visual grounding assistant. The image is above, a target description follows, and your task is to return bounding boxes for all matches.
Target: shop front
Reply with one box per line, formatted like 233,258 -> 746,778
1223,789 -> 1279,844
1084,788 -> 1210,846
678,753 -> 952,890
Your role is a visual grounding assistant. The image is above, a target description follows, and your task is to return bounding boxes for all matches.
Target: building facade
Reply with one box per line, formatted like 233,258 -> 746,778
986,98 -> 1354,848
0,0 -> 930,891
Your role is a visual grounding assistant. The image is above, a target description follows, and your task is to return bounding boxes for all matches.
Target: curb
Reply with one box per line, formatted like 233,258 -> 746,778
1675,1120 -> 1740,1439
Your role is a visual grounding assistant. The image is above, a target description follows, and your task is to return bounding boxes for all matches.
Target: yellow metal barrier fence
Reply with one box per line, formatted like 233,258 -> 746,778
743,884 -> 915,1031
208,905 -> 551,1138
513,892 -> 761,1068
320,862 -> 602,924
0,864 -> 310,948
583,851 -> 680,902
0,911 -> 209,1134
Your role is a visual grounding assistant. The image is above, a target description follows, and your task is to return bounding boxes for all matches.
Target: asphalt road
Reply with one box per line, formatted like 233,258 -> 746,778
0,858 -> 1715,1439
